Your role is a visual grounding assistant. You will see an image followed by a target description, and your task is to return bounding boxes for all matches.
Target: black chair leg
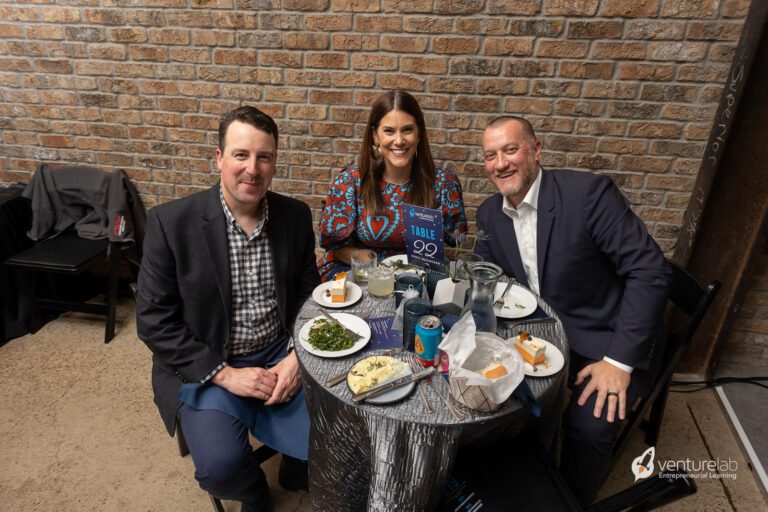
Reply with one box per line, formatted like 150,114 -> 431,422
644,386 -> 670,447
589,470 -> 696,512
176,421 -> 190,458
104,243 -> 119,343
209,494 -> 225,512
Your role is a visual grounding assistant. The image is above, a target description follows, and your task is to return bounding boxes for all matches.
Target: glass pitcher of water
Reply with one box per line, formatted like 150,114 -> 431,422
460,261 -> 503,333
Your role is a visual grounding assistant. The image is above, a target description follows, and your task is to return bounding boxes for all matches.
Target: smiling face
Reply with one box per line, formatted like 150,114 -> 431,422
216,120 -> 277,216
482,119 -> 541,207
373,109 -> 420,178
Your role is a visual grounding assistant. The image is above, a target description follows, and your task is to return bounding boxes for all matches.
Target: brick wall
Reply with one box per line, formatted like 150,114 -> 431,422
720,244 -> 768,367
0,0 -> 751,255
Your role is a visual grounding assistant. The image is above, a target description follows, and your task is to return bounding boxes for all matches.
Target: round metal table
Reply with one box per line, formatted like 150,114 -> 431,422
293,285 -> 569,512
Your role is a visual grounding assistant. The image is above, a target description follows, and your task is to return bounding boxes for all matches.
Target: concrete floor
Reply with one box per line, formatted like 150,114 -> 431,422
0,300 -> 765,511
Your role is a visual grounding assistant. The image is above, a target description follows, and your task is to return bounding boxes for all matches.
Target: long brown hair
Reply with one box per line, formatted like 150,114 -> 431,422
358,90 -> 436,213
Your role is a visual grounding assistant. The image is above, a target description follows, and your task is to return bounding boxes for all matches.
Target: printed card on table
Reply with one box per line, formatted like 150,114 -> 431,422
403,204 -> 444,271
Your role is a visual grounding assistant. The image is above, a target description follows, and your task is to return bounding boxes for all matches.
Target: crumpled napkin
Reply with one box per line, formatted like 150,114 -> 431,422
438,313 -> 525,412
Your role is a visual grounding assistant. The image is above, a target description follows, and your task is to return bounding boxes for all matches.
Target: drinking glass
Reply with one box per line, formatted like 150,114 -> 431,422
368,265 -> 395,299
351,250 -> 377,285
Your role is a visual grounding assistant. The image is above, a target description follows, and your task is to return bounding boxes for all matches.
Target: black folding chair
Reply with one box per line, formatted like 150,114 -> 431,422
612,259 -> 721,458
4,232 -> 121,343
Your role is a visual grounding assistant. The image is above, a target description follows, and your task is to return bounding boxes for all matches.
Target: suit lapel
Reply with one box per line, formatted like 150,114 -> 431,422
537,170 -> 555,290
201,186 -> 232,330
494,206 -> 529,288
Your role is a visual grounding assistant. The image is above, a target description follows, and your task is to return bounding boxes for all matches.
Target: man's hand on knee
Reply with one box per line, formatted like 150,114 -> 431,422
265,351 -> 302,406
212,365 -> 277,400
574,361 -> 631,423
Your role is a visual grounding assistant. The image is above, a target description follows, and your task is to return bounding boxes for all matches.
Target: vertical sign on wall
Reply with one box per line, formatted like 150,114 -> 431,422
403,204 -> 444,270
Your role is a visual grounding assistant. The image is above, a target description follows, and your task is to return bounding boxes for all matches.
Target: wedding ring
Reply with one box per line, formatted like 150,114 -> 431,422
607,391 -> 619,398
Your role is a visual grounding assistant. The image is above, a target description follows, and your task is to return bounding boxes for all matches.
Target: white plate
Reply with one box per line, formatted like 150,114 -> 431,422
365,381 -> 416,404
511,338 -> 564,377
494,282 -> 538,319
381,254 -> 425,276
312,281 -> 363,308
298,313 -> 371,358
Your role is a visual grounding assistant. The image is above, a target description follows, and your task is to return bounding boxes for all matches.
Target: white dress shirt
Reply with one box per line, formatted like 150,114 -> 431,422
500,168 -> 633,374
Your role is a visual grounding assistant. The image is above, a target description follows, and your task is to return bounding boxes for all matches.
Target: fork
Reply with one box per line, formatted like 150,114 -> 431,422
493,280 -> 516,309
406,355 -> 434,414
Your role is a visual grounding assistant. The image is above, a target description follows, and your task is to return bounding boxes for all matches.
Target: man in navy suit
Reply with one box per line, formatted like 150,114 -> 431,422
136,106 -> 319,511
475,116 -> 670,504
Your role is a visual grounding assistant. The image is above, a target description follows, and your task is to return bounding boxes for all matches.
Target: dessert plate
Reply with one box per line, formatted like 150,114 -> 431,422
312,281 -> 363,308
493,282 -> 537,319
516,338 -> 564,377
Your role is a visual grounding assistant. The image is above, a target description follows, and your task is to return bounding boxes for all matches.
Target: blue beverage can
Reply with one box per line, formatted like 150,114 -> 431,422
414,315 -> 442,367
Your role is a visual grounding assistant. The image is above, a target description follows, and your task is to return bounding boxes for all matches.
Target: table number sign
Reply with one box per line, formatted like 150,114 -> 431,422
403,204 -> 444,270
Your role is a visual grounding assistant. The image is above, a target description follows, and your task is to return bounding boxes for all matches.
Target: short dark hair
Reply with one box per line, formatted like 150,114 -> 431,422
486,115 -> 536,140
218,106 -> 278,151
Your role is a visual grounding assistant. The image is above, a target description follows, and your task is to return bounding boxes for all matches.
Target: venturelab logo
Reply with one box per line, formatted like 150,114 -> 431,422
631,446 -> 655,481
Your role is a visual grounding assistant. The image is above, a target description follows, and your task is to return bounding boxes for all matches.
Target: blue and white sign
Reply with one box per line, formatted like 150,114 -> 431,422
403,204 -> 444,271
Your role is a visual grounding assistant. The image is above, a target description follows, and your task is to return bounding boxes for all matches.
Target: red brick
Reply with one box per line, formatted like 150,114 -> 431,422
568,20 -> 623,39
89,44 -> 126,61
427,76 -> 474,94
27,25 -> 65,40
504,98 -> 554,115
354,15 -> 402,32
619,155 -> 671,173
648,42 -> 707,61
34,59 -> 73,74
108,28 -> 147,43
310,122 -> 353,137
285,70 -> 331,86
710,43 -> 737,63
683,123 -> 711,141
618,63 -> 675,81
453,96 -> 500,113
544,0 -> 599,15
102,110 -> 142,125
625,20 -> 686,39
332,34 -> 378,51
8,41 -> 46,57
433,37 -> 480,55
455,18 -> 508,35
434,0 -> 483,14
484,38 -> 534,56
194,30 -> 235,47
330,71 -> 375,88
178,82 -> 219,97
687,21 -> 743,41
640,84 -> 696,102
450,57 -> 500,75
306,52 -> 349,69
332,0 -> 380,11
16,119 -> 51,132
119,96 -> 158,110
219,84 -> 262,100
505,59 -> 556,77
305,14 -> 352,31
257,51 -> 299,68
487,0 -> 540,15
149,29 -> 190,45
597,138 -> 647,154
170,48 -> 210,64
566,153 -> 617,170
662,0 -> 718,19
547,135 -> 596,152
628,122 -> 682,138
651,140 -> 704,158
476,79 -> 528,95
403,17 -> 453,33
76,138 -> 112,151
40,134 -> 74,148
158,98 -> 200,112
0,23 -> 24,38
646,175 -> 695,191
139,81 -> 178,95
130,46 -> 168,62
401,56 -> 447,75
212,12 -> 258,30
723,0 -> 750,17
412,94 -> 450,110
165,11 -> 213,27
155,63 -> 196,80
560,61 -> 614,79
593,42 -> 646,60
378,74 -> 426,91
263,86 -> 305,103
99,78 -> 139,95
0,6 -> 40,22
351,54 -> 397,71
42,8 -> 80,23
309,89 -> 353,105
556,100 -> 606,117
382,35 -> 428,53
603,0 -> 661,17
609,102 -> 661,119
574,119 -> 627,136
284,32 -> 329,50
537,40 -> 589,58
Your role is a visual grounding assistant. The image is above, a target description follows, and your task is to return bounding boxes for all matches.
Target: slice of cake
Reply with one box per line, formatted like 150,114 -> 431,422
330,272 -> 347,303
479,362 -> 508,379
514,329 -> 546,366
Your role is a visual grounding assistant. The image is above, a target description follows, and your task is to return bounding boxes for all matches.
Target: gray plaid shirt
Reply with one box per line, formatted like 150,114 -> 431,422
220,190 -> 281,356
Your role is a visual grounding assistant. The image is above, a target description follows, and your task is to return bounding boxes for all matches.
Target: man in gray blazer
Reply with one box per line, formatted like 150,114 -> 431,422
136,106 -> 319,511
475,116 -> 670,505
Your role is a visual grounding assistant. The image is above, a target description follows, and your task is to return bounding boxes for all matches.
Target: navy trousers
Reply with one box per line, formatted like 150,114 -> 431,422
559,353 -> 643,506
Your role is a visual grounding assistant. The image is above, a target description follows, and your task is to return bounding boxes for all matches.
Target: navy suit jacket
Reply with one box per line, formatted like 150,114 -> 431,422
476,170 -> 670,375
136,185 -> 320,435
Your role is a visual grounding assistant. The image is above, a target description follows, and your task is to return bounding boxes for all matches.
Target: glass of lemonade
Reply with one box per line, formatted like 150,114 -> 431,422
351,250 -> 377,285
368,265 -> 395,299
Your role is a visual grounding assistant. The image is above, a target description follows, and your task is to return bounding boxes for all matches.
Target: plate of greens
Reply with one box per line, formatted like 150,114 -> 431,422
298,313 -> 371,358
381,254 -> 425,277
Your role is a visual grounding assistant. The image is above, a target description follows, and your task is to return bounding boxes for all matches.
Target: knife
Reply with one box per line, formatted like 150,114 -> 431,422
318,310 -> 362,341
351,366 -> 436,402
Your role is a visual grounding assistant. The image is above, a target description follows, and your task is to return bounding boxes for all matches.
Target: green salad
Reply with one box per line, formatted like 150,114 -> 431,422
308,319 -> 355,351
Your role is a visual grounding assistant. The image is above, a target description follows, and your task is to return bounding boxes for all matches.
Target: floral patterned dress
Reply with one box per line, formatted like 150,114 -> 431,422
318,165 -> 467,282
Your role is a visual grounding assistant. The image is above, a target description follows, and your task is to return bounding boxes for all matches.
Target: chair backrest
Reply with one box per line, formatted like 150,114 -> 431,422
664,259 -> 722,357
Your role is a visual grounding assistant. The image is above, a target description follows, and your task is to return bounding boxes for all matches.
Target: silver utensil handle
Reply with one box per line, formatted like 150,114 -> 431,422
418,384 -> 434,414
319,310 -> 361,340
